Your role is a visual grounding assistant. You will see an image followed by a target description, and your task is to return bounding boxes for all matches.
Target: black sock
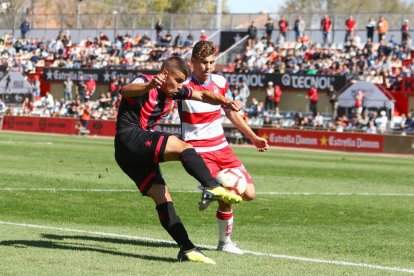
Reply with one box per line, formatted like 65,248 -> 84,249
156,202 -> 195,252
180,148 -> 218,188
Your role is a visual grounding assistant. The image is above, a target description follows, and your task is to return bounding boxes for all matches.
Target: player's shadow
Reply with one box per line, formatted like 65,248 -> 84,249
0,235 -> 177,263
41,234 -> 177,249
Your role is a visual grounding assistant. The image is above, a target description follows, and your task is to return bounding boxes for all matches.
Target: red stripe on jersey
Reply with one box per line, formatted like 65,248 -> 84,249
154,135 -> 165,163
186,134 -> 226,147
216,210 -> 233,220
181,110 -> 222,124
140,89 -> 158,130
139,172 -> 155,192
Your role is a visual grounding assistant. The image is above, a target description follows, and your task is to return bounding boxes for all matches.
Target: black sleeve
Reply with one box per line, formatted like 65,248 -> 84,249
172,86 -> 192,100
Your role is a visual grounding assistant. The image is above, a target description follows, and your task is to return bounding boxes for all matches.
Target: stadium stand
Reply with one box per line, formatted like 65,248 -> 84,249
1,12 -> 414,136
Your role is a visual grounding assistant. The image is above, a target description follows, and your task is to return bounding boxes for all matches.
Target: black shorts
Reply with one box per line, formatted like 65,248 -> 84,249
114,127 -> 171,196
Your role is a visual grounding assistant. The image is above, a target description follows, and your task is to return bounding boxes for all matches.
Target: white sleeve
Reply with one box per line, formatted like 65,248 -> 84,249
132,77 -> 146,84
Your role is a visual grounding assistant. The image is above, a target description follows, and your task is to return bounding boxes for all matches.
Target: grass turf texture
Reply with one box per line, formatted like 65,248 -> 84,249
0,131 -> 413,275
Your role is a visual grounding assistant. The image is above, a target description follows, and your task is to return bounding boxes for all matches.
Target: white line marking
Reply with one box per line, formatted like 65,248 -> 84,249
0,187 -> 413,196
0,141 -> 53,145
0,221 -> 413,273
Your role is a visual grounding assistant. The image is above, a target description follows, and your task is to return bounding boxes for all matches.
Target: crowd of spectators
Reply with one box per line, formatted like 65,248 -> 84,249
0,27 -> 202,76
1,14 -> 414,136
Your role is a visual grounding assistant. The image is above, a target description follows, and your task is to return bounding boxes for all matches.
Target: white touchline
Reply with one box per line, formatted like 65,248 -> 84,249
0,187 -> 414,196
0,221 -> 413,273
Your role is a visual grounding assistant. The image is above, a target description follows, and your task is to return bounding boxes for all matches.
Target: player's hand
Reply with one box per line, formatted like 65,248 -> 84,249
250,135 -> 269,152
227,100 -> 243,112
150,73 -> 166,89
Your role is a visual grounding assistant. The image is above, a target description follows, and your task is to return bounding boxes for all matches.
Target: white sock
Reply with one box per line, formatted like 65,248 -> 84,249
216,209 -> 233,243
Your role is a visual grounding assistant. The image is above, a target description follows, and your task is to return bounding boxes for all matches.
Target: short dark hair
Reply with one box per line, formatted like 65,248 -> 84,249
191,40 -> 216,60
161,57 -> 191,79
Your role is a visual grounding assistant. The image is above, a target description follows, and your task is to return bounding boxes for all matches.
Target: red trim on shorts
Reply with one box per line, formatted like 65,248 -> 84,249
154,135 -> 165,163
216,210 -> 233,220
139,172 -> 156,192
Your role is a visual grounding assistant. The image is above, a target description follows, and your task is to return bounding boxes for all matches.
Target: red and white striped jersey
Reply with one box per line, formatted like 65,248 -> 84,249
179,74 -> 232,153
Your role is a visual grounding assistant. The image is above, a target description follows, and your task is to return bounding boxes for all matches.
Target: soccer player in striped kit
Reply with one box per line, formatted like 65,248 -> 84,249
115,56 -> 243,264
180,41 -> 269,254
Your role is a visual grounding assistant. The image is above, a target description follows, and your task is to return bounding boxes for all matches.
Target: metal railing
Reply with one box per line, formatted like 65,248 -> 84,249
1,12 -> 413,31
1,12 -> 413,46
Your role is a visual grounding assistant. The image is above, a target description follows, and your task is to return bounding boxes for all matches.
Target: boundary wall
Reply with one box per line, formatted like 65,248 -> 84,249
2,116 -> 413,154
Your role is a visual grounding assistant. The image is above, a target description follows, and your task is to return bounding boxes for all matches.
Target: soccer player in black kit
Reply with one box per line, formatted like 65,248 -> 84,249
115,57 -> 243,264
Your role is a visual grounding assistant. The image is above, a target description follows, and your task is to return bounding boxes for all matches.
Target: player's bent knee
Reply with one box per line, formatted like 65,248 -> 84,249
147,184 -> 172,204
164,136 -> 193,161
243,184 -> 256,201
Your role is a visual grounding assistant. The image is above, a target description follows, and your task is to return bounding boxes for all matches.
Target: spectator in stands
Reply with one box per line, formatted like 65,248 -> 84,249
327,85 -> 338,118
321,15 -> 332,47
306,85 -> 318,116
278,16 -> 289,44
358,110 -> 370,130
294,16 -> 306,42
247,21 -> 257,47
375,110 -> 388,133
294,111 -> 305,128
63,76 -> 73,101
248,97 -> 259,118
140,32 -> 151,46
200,30 -> 207,41
377,16 -> 388,42
159,31 -> 173,46
366,17 -> 376,42
354,89 -> 365,116
313,111 -> 324,128
42,92 -> 54,109
173,31 -> 183,48
345,15 -> 356,43
299,32 -> 311,48
31,75 -> 41,100
264,17 -> 274,42
109,76 -> 119,103
273,84 -> 282,116
85,76 -> 96,102
403,112 -> 414,133
22,97 -> 34,115
99,32 -> 109,43
76,75 -> 86,102
238,80 -> 250,110
336,114 -> 349,132
184,32 -> 194,46
395,113 -> 408,134
264,81 -> 274,112
155,19 -> 164,40
80,103 -> 91,129
366,120 -> 377,134
20,17 -> 30,39
262,116 -> 273,127
401,19 -> 410,46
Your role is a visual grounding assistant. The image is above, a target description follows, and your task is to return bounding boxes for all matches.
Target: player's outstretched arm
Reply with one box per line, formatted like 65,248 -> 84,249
225,109 -> 269,152
121,73 -> 166,98
191,90 -> 243,112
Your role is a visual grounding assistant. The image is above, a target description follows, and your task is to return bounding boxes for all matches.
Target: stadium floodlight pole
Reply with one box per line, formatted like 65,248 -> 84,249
76,0 -> 82,29
216,0 -> 222,29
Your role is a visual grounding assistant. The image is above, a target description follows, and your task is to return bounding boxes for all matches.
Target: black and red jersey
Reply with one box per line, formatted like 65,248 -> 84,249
116,74 -> 192,132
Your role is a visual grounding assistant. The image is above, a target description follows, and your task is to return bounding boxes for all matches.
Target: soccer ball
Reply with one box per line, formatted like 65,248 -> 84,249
215,168 -> 247,196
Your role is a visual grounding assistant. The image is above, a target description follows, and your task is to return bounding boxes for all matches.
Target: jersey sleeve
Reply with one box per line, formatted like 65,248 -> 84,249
173,86 -> 193,100
119,76 -> 147,96
222,82 -> 232,110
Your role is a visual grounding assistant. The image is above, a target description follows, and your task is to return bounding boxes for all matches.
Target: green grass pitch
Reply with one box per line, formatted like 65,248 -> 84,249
0,131 -> 413,275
